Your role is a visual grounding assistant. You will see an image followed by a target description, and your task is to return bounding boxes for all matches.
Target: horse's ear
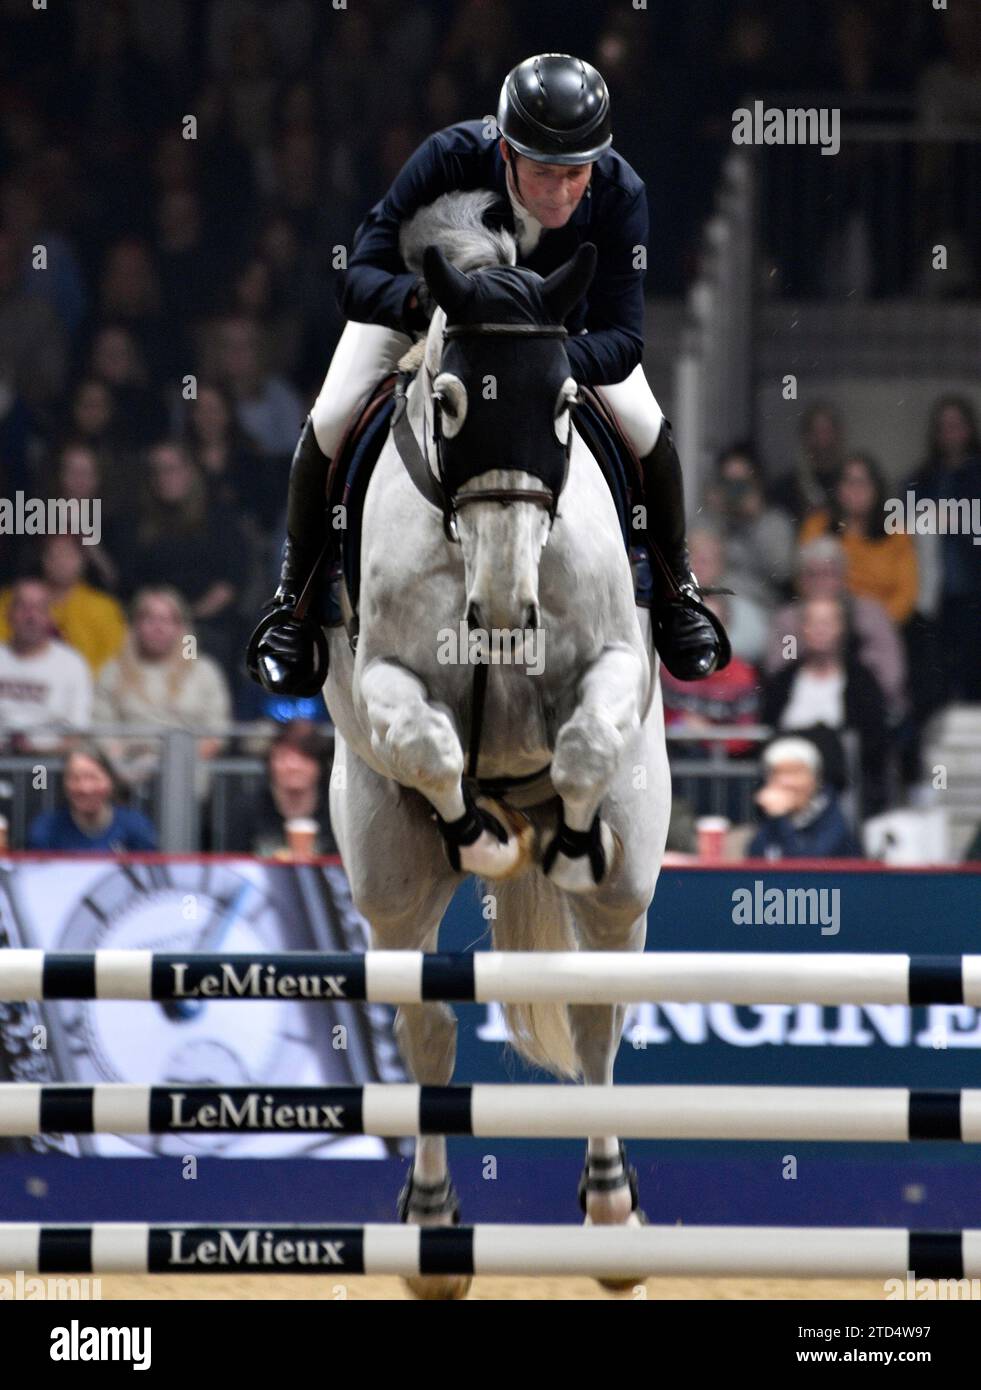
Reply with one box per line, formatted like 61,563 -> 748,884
542,242 -> 598,323
422,245 -> 473,317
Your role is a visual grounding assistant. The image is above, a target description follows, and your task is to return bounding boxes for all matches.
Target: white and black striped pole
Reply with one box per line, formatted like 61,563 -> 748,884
1,951 -> 978,1005
1,1223 -> 978,1279
1,1083 -> 978,1140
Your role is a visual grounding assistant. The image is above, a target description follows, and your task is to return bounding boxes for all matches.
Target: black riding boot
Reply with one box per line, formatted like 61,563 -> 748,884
638,419 -> 731,680
245,416 -> 334,696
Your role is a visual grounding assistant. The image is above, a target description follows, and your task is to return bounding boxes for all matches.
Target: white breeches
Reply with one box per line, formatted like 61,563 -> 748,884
310,320 -> 664,459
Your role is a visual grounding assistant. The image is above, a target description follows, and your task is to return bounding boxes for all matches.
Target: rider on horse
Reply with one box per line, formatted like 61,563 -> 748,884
249,53 -> 730,693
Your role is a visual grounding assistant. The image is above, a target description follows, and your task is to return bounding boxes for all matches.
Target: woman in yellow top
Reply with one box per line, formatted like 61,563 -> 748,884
0,535 -> 126,674
799,453 -> 918,625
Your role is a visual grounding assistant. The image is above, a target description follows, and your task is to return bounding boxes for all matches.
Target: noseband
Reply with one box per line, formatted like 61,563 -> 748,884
394,321 -> 576,544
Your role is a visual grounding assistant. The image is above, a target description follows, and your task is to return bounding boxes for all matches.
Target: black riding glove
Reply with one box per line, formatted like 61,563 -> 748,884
401,278 -> 435,337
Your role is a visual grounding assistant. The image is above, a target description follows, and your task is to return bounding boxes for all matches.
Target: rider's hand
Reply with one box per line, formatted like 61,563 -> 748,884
402,278 -> 434,336
754,782 -> 799,818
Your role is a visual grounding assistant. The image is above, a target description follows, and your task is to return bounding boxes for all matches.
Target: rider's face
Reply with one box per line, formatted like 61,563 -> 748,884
501,143 -> 593,229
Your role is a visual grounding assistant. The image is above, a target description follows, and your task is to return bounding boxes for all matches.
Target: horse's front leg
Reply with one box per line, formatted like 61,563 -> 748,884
358,655 -> 530,877
544,642 -> 648,892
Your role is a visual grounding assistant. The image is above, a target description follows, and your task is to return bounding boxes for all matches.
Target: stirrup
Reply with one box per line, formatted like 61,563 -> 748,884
245,602 -> 329,697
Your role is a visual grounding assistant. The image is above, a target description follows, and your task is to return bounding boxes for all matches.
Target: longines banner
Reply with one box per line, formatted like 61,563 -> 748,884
2,859 -> 980,1166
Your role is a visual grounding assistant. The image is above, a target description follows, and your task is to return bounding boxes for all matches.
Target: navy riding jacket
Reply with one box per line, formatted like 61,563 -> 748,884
336,120 -> 649,386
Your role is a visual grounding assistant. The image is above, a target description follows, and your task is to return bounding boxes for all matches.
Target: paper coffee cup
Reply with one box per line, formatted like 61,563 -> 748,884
695,815 -> 729,862
285,818 -> 319,857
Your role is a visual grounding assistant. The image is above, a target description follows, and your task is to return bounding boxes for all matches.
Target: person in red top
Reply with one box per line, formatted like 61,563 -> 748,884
660,595 -> 760,757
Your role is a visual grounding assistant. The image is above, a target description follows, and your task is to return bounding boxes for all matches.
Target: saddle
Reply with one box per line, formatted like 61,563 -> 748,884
320,370 -> 654,634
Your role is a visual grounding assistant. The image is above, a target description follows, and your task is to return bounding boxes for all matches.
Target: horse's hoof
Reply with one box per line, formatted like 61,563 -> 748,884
460,797 -> 535,880
543,818 -> 617,892
397,1164 -> 471,1298
402,1273 -> 473,1301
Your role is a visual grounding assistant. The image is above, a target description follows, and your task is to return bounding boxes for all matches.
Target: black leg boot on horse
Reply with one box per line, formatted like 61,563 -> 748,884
638,419 -> 732,680
246,417 -> 333,696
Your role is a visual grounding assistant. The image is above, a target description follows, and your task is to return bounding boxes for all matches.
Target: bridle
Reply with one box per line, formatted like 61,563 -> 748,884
398,320 -> 577,544
387,315 -> 578,786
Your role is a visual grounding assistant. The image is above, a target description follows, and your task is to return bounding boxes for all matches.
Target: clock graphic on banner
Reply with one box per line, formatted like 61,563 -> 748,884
41,861 -> 382,1157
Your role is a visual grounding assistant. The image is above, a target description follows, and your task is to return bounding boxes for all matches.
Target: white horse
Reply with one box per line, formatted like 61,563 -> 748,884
324,192 -> 670,1298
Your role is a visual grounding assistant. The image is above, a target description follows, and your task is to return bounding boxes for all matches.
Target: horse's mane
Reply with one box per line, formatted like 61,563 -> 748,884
399,190 -> 516,274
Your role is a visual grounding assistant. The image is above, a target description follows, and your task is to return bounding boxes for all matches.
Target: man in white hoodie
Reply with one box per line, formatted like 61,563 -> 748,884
0,578 -> 92,752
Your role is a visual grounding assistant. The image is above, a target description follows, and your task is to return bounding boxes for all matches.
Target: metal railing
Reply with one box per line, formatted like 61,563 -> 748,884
1,721 -> 873,854
0,723 -> 305,852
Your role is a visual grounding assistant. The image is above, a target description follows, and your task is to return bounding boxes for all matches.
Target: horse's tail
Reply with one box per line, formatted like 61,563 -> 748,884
487,873 -> 579,1079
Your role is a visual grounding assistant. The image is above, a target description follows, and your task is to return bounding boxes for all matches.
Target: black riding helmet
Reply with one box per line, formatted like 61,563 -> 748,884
497,53 -> 612,166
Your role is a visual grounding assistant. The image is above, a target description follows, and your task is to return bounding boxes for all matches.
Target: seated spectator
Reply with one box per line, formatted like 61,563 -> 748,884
0,578 -> 92,753
906,395 -> 981,707
800,452 -> 918,624
0,536 -> 126,675
223,720 -> 337,857
747,736 -> 862,860
210,314 -> 304,459
121,441 -> 248,673
94,586 -> 231,796
702,444 -> 796,606
0,228 -> 68,412
764,537 -> 908,721
760,594 -> 890,814
661,594 -> 760,757
662,589 -> 761,823
88,322 -> 168,448
182,381 -> 279,532
49,441 -> 126,593
64,377 -> 120,458
156,186 -> 223,337
97,238 -> 172,380
769,401 -> 845,524
27,743 -> 157,852
228,254 -> 303,379
687,526 -> 769,665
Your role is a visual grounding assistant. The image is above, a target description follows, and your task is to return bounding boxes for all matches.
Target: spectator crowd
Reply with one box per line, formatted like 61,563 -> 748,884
0,0 -> 977,857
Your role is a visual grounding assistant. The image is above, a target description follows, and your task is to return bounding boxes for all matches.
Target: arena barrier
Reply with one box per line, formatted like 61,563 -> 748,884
3,1083 -> 980,1141
1,950 -> 979,1005
0,1222 -> 978,1278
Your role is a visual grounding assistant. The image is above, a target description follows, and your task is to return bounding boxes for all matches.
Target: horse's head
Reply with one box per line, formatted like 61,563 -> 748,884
421,240 -> 596,633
